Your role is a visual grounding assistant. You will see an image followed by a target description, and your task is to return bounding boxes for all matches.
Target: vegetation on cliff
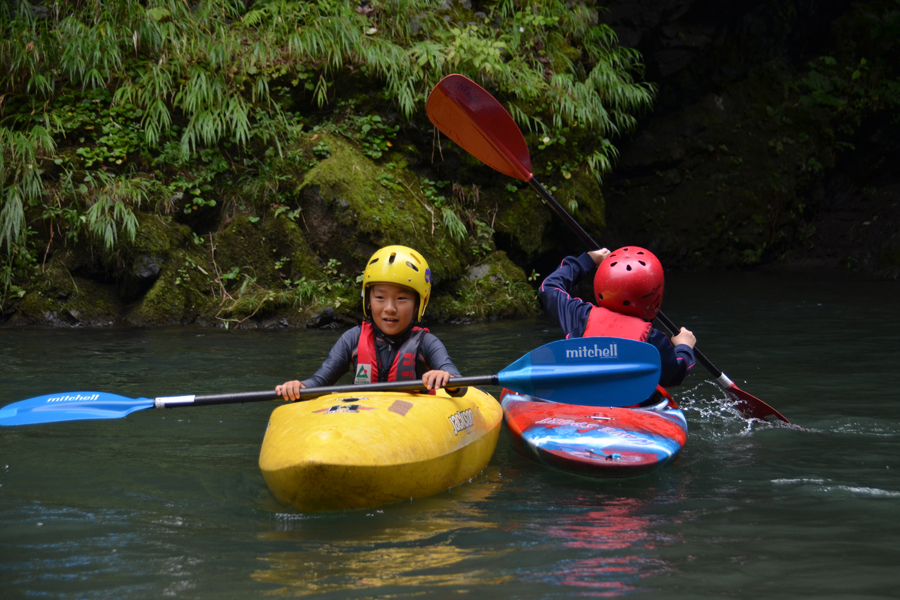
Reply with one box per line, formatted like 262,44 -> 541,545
0,0 -> 654,326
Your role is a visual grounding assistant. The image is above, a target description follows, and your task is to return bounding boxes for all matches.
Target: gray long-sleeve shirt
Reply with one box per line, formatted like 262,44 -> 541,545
301,324 -> 462,389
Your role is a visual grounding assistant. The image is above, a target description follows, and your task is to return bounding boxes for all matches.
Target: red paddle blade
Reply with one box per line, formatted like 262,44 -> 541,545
426,74 -> 533,182
726,384 -> 790,423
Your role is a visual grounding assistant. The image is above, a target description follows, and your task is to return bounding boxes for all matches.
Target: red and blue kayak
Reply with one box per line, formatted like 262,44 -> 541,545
501,390 -> 687,478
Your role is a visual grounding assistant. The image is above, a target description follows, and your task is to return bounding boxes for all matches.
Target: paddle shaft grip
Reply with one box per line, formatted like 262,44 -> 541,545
192,390 -> 279,405
156,376 -> 499,409
288,375 -> 495,398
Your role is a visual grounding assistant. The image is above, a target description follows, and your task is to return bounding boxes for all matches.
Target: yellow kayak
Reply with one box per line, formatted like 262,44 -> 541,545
259,387 -> 502,512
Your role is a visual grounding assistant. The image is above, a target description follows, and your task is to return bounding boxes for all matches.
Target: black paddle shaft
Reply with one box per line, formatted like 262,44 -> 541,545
161,375 -> 500,409
531,177 -> 723,378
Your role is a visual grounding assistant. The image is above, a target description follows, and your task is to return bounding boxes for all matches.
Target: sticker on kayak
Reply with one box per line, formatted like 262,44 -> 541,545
313,405 -> 376,414
534,417 -> 654,446
388,400 -> 413,416
574,449 -> 649,463
449,408 -> 474,435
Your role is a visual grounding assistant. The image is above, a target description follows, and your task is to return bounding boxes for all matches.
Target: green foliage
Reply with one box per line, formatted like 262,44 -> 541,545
0,123 -> 55,251
441,207 -> 468,243
418,178 -> 471,243
798,3 -> 900,134
334,113 -> 399,159
0,0 -> 654,314
312,141 -> 332,159
1,0 -> 652,182
81,171 -> 146,253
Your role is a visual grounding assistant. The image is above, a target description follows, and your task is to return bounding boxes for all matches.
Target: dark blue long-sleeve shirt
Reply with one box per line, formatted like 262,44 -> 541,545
540,253 -> 695,388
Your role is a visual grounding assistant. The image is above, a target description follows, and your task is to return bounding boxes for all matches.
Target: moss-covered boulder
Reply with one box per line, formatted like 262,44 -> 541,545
118,213 -> 190,302
2,130 -> 555,328
429,251 -> 540,323
604,64 -> 831,268
125,216 -> 215,326
11,258 -> 121,327
296,133 -> 469,285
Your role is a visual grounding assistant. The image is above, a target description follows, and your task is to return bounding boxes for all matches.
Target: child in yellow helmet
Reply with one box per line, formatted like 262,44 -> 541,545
276,246 -> 463,400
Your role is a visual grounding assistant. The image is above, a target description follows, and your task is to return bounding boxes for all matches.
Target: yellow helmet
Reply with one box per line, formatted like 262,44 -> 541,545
361,245 -> 432,321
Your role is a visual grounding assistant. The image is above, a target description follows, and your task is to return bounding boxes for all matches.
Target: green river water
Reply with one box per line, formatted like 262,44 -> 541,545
2,269 -> 899,599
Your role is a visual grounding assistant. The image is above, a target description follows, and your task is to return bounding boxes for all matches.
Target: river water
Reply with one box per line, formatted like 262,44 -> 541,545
1,269 -> 899,599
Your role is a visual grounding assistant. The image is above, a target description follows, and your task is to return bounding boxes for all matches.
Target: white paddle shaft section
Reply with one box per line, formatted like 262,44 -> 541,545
155,395 -> 196,409
717,373 -> 735,389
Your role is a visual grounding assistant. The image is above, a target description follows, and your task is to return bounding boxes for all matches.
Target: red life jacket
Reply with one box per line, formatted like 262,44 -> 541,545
583,306 -> 673,406
583,306 -> 652,342
355,321 -> 428,383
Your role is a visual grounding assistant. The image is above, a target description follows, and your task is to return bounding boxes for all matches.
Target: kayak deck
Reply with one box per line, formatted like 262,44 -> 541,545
259,388 -> 501,512
502,391 -> 687,478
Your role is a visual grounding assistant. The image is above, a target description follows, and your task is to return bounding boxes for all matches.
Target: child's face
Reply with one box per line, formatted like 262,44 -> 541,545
368,283 -> 417,336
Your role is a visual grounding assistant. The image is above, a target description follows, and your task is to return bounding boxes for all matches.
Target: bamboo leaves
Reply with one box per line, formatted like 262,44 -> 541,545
0,125 -> 55,252
3,0 -> 654,181
0,0 -> 657,313
82,171 -> 145,253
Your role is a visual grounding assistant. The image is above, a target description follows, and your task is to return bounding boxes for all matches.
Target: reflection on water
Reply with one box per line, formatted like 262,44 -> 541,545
252,470 -> 515,595
493,480 -> 689,599
539,498 -> 676,597
254,539 -> 514,595
251,470 -> 682,598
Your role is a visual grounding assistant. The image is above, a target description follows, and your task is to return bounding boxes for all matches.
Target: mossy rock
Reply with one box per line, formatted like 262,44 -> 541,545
296,133 -> 468,285
494,190 -> 553,259
13,259 -> 120,327
215,214 -> 283,288
214,213 -> 321,286
109,212 -> 220,326
494,166 -> 605,261
118,213 -> 192,302
126,239 -> 217,326
565,169 -> 606,237
429,251 -> 540,322
604,63 -> 832,268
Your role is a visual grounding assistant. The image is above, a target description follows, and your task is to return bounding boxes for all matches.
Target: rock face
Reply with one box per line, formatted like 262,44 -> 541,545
596,0 -> 899,275
4,134 -> 539,328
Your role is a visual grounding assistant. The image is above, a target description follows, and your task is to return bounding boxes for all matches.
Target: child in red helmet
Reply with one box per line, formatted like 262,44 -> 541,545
540,247 -> 697,388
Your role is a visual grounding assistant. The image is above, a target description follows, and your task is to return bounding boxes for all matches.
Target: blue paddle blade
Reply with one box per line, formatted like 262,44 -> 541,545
0,392 -> 154,426
498,337 -> 661,407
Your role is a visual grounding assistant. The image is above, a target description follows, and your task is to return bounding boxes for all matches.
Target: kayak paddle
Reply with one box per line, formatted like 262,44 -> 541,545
426,74 -> 789,423
0,337 -> 661,427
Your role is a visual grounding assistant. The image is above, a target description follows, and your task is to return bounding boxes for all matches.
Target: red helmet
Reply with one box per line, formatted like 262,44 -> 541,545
593,247 -> 664,320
